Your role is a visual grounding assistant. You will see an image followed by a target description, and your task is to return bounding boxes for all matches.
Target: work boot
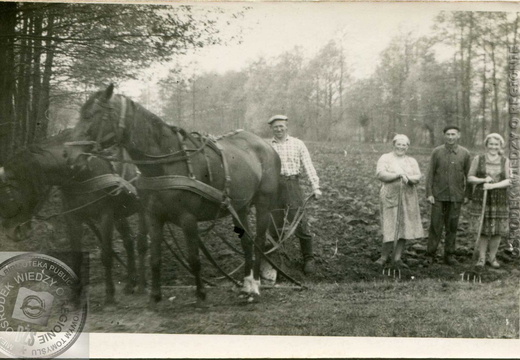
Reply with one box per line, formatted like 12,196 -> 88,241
444,254 -> 458,266
303,258 -> 315,275
374,257 -> 388,266
299,237 -> 314,275
489,259 -> 500,268
424,252 -> 435,266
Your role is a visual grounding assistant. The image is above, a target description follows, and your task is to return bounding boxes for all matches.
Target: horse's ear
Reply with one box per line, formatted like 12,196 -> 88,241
104,83 -> 114,101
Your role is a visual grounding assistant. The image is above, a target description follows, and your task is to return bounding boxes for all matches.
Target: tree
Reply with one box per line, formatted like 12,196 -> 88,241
0,3 -> 236,162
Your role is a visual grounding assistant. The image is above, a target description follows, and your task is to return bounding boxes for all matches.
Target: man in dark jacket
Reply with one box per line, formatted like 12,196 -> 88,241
425,125 -> 472,265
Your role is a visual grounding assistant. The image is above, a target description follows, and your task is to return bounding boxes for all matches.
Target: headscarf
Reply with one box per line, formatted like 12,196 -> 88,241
484,133 -> 505,148
392,134 -> 410,146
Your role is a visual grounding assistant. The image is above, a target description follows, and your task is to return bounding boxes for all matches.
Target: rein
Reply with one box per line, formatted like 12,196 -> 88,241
77,94 -> 305,287
33,186 -> 122,222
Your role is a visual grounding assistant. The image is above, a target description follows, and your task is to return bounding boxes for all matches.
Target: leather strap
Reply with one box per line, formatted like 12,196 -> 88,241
62,174 -> 136,195
136,175 -> 224,204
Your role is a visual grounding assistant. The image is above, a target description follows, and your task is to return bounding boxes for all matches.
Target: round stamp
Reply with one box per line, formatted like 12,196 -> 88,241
0,253 -> 87,358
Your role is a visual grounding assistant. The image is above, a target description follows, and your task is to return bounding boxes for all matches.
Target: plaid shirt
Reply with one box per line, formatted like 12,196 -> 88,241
271,136 -> 320,191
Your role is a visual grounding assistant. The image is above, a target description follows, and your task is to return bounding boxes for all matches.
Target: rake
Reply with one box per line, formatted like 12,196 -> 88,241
382,267 -> 402,280
464,189 -> 488,283
460,271 -> 482,283
472,189 -> 488,261
383,180 -> 407,279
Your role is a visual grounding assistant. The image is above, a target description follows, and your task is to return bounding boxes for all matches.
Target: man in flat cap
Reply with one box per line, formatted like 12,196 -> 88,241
425,125 -> 472,265
268,115 -> 322,275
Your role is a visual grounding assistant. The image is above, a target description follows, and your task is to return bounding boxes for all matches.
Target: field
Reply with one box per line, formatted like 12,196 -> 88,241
1,141 -> 519,339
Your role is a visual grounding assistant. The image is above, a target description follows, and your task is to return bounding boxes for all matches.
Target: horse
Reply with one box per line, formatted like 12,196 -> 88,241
0,129 -> 148,304
71,84 -> 281,306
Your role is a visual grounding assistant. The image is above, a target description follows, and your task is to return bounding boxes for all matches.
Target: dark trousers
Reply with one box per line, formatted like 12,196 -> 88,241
270,177 -> 313,261
427,200 -> 462,257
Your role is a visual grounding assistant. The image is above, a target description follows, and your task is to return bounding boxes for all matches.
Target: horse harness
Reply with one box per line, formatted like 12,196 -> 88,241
136,129 -> 239,208
76,95 -> 239,209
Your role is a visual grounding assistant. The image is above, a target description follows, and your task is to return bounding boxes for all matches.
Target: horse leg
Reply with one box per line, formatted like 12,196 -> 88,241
147,213 -> 164,304
136,209 -> 148,294
114,216 -> 137,294
64,214 -> 84,282
99,209 -> 116,304
232,209 -> 258,299
180,214 -> 206,306
254,197 -> 271,288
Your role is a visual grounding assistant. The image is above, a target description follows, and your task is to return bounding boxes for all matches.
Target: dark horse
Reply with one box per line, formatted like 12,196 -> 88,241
0,129 -> 147,304
71,84 -> 280,305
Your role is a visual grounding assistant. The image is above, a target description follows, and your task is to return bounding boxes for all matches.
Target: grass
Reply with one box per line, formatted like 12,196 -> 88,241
86,276 -> 519,338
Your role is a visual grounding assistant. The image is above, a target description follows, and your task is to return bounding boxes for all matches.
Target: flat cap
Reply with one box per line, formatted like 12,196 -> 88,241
268,115 -> 288,125
443,125 -> 460,133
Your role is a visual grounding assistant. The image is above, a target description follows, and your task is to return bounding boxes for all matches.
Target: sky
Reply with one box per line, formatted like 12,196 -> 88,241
121,1 -> 516,97
187,3 -> 437,77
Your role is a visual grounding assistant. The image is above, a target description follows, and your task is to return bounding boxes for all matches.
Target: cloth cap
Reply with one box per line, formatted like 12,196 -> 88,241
443,125 -> 460,133
268,115 -> 288,125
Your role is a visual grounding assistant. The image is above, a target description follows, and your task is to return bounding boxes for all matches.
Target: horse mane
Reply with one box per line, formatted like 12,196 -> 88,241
116,94 -> 182,149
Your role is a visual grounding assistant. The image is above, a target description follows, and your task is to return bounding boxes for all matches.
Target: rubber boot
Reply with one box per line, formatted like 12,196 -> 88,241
488,235 -> 501,268
300,237 -> 315,275
375,242 -> 393,266
476,235 -> 488,268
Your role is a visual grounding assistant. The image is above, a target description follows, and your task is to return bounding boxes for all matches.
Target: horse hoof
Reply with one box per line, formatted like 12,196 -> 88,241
151,293 -> 162,303
239,292 -> 259,303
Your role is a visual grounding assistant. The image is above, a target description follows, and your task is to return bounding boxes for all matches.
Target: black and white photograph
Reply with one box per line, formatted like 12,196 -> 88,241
0,1 -> 519,358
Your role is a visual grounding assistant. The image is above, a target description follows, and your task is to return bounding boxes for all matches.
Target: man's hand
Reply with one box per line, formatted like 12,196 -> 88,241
484,176 -> 493,183
313,189 -> 322,200
427,195 -> 435,204
463,197 -> 470,205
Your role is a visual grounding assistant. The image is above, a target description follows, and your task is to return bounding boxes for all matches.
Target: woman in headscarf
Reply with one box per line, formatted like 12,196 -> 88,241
375,134 -> 424,268
467,133 -> 511,268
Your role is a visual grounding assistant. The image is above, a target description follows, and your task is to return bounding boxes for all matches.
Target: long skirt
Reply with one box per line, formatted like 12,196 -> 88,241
468,189 -> 509,237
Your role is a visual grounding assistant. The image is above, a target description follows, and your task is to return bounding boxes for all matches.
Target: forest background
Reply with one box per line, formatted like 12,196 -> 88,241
0,3 -> 519,164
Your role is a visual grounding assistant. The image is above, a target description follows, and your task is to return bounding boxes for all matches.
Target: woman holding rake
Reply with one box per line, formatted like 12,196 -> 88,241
375,134 -> 424,268
467,133 -> 511,269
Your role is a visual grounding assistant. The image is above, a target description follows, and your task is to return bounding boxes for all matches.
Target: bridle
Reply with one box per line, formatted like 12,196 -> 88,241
89,95 -> 128,150
68,94 -> 213,167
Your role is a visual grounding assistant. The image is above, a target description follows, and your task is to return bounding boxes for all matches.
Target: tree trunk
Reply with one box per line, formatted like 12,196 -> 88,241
480,47 -> 487,143
30,12 -> 43,142
490,42 -> 500,133
35,13 -> 55,142
0,3 -> 17,163
463,13 -> 474,144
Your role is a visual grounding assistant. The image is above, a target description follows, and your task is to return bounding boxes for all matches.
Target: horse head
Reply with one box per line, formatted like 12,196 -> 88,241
63,141 -> 100,177
73,84 -> 125,149
0,132 -> 76,242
